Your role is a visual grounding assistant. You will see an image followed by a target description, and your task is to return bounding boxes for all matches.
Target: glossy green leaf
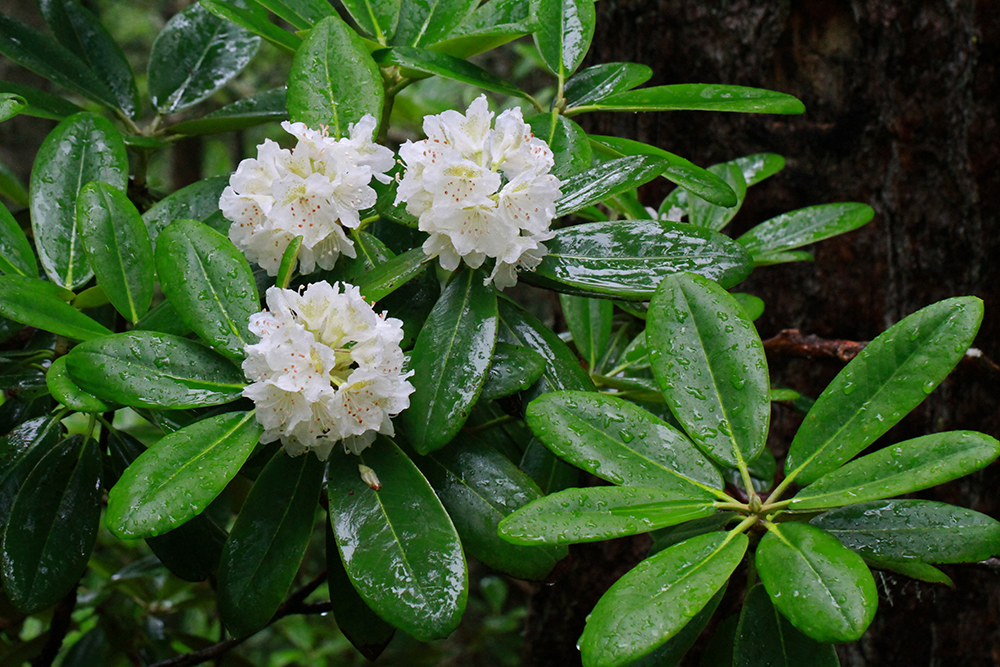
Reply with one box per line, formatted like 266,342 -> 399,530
756,522 -> 877,643
200,0 -> 300,55
0,14 -> 119,111
143,176 -> 229,243
0,158 -> 28,207
0,83 -> 82,124
579,531 -> 748,667
339,0 -> 400,41
66,331 -> 245,409
526,391 -> 724,492
1,434 -> 101,614
403,268 -> 497,453
530,220 -> 753,299
77,182 -> 154,322
156,220 -> 258,361
393,0 -> 476,47
0,202 -> 35,277
527,113 -> 591,180
734,152 -> 785,186
630,585 -> 727,667
647,273 -> 770,468
737,203 -> 875,258
106,411 -> 261,539
0,94 -> 25,123
169,87 -> 288,135
572,84 -> 806,115
699,613 -> 739,667
555,155 -> 667,216
429,0 -> 529,58
219,451 -> 324,637
0,275 -> 110,341
415,435 -> 567,580
45,356 -> 111,412
688,162 -> 747,231
250,0 -> 334,29
734,583 -> 839,667
39,0 -> 139,117
30,112 -> 127,288
288,15 -> 383,138
0,417 -> 62,528
560,294 -> 611,369
864,555 -> 953,586
532,0 -> 595,78
327,438 -> 467,641
753,250 -> 814,266
134,299 -> 193,337
785,297 -> 983,484
149,3 -> 260,113
793,431 -> 1000,510
731,292 -> 764,321
589,135 -> 738,207
479,341 -> 545,402
648,512 -> 735,556
810,499 -> 1000,563
499,485 -> 717,545
497,298 -> 594,397
373,47 -> 526,98
564,62 -> 653,108
325,522 -> 394,660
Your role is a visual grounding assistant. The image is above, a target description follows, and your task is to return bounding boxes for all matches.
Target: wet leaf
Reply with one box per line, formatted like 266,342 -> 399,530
734,583 -> 839,667
0,94 -> 25,123
142,175 -> 229,242
429,0 -> 529,58
250,0 -> 335,29
339,0 -> 400,41
629,586 -> 727,667
374,46 -> 526,98
0,201 -> 36,277
527,114 -> 591,180
733,152 -> 785,186
170,87 -> 287,135
737,203 -> 875,258
560,294 -> 611,369
45,356 -> 112,413
532,0 -> 595,78
393,0 -> 476,47
687,162 -> 747,231
200,0 -> 300,55
0,417 -> 63,530
863,555 -> 953,587
479,341 -> 546,402
564,62 -> 653,108
0,275 -> 110,341
555,155 -> 667,216
575,84 -> 805,115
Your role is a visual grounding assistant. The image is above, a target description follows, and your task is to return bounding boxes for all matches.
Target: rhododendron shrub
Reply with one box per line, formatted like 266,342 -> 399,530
0,0 -> 995,666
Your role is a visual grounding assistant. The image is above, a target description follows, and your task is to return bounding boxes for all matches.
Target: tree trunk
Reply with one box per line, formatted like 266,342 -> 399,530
524,2 -> 1000,665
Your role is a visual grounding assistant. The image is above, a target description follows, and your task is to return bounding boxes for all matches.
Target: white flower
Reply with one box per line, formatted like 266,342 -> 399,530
242,281 -> 414,460
395,95 -> 562,289
645,204 -> 686,222
220,117 -> 394,276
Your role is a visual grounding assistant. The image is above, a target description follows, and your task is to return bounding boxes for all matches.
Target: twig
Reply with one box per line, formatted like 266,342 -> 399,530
31,584 -> 78,667
148,571 -> 330,667
762,329 -> 867,361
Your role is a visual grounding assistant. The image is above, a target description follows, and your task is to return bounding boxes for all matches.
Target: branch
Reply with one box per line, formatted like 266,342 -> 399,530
31,584 -> 78,667
762,329 -> 867,361
147,571 -> 330,667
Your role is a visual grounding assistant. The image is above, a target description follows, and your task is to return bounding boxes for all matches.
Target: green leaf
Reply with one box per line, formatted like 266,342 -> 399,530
733,152 -> 785,186
0,417 -> 62,529
0,14 -> 119,111
526,391 -> 724,492
0,82 -> 83,122
756,522 -> 877,643
810,499 -> 1000,563
792,431 -> 1000,510
573,84 -> 806,115
589,135 -> 738,207
219,451 -> 324,637
648,512 -> 735,556
579,531 -> 748,667
785,296 -> 983,484
142,175 -> 229,242
731,292 -> 764,321
65,331 -> 245,409
250,0 -> 334,29
527,113 -> 591,180
863,555 -> 954,587
499,485 -> 717,545
355,247 -> 428,302
414,435 -> 567,580
737,203 -> 875,258
105,411 -> 261,539
339,0 -> 400,41
647,273 -> 770,468
479,341 -> 545,402
687,162 -> 747,231
734,583 -> 839,667
564,62 -> 653,108
531,0 -> 595,78
555,155 -> 667,216
698,613 -> 739,667
530,220 -> 753,299
429,0 -> 529,58
402,268 -> 497,454
156,220 -> 258,361
0,94 -> 25,123
169,87 -> 288,135
0,157 -> 28,207
373,46 -> 526,98
393,0 -> 477,47
752,249 -> 814,266
327,438 -> 467,641
288,15 -> 384,138
1,434 -> 101,614
0,201 -> 35,277
30,112 -> 127,288
149,3 -> 261,114
77,183 -> 155,322
0,275 -> 110,341
39,0 -> 139,117
560,294 -> 611,369
629,585 -> 727,667
325,522 -> 394,660
45,356 -> 112,412
134,299 -> 193,337
200,0 -> 300,55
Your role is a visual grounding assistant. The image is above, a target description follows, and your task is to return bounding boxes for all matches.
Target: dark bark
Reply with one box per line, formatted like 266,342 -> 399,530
524,1 -> 1000,665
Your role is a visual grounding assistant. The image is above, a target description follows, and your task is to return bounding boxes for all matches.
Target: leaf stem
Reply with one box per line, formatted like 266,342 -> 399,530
714,501 -> 749,512
465,414 -> 516,433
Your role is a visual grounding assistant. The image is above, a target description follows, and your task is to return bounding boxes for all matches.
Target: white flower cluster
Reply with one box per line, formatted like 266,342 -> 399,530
220,116 -> 394,276
242,281 -> 414,460
395,95 -> 562,289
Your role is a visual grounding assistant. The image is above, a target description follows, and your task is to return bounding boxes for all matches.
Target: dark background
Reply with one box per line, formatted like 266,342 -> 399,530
525,2 -> 1000,665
